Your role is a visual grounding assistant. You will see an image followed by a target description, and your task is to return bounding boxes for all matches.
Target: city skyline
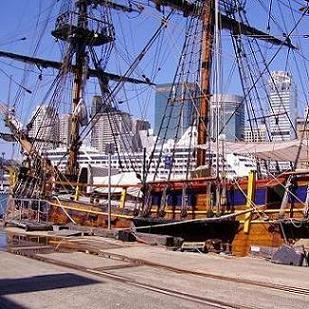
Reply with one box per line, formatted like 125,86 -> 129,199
90,95 -> 150,154
1,1 -> 309,159
5,75 -> 309,157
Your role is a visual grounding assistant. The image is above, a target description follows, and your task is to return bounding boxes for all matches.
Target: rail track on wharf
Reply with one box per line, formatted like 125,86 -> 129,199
8,242 -> 309,305
96,251 -> 309,298
11,252 -> 253,309
45,237 -> 309,297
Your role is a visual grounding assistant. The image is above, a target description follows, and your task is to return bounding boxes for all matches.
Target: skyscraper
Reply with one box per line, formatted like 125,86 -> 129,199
91,106 -> 134,153
59,113 -> 72,147
244,123 -> 267,143
268,71 -> 297,141
28,105 -> 59,150
154,83 -> 196,140
91,95 -> 103,116
210,94 -> 245,142
132,118 -> 151,151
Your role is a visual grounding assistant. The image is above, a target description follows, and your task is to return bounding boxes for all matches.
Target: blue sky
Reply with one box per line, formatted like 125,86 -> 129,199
0,0 -> 309,158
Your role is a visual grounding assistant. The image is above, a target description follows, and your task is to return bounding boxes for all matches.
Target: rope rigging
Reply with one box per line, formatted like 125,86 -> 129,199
4,0 -> 309,201
50,7 -> 174,181
146,3 -> 204,183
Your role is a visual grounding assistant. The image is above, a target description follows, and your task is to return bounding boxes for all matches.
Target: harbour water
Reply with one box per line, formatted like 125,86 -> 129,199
0,193 -> 7,250
0,193 -> 7,217
0,231 -> 7,251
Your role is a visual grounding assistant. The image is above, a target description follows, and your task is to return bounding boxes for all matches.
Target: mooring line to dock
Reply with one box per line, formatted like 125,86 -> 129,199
132,209 -> 253,231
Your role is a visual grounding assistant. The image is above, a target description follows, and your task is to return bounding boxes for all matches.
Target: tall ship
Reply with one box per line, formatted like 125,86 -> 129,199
1,0 -> 309,255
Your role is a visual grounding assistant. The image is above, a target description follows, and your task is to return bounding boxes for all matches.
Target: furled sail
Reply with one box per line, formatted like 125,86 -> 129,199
75,98 -> 88,127
198,140 -> 309,163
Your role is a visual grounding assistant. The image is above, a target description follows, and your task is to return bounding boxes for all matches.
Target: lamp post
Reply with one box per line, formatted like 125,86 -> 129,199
106,144 -> 115,230
1,152 -> 4,191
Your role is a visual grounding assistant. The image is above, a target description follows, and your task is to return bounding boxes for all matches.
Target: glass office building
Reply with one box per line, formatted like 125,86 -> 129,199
210,94 -> 245,142
154,83 -> 196,140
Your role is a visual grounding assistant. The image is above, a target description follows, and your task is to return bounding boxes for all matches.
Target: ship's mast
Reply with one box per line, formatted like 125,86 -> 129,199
66,0 -> 88,176
51,0 -> 143,177
52,0 -> 117,177
149,0 -> 294,171
196,0 -> 214,168
0,0 -> 296,179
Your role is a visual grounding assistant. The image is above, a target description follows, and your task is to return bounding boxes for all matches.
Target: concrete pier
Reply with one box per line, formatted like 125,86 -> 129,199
1,231 -> 309,308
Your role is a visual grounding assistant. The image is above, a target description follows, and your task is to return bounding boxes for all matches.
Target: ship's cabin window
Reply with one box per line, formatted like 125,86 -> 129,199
267,186 -> 284,205
78,167 -> 88,184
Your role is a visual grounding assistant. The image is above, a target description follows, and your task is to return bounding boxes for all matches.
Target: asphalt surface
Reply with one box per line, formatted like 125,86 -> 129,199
1,249 -> 309,309
0,251 -> 206,309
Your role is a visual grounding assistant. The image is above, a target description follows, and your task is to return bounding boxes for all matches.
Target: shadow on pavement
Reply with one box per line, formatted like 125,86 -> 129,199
0,296 -> 28,309
0,273 -> 101,295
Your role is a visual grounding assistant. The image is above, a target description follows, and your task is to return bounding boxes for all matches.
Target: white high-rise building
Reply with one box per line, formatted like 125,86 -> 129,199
91,109 -> 134,153
132,118 -> 151,151
244,123 -> 267,143
210,94 -> 245,142
269,71 -> 297,141
28,105 -> 59,150
59,114 -> 72,147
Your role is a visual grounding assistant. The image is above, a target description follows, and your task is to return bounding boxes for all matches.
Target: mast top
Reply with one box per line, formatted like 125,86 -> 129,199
52,9 -> 115,46
76,0 -> 143,13
151,0 -> 295,49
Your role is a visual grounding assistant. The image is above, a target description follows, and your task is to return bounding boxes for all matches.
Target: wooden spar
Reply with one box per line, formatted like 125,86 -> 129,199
49,200 -> 134,219
150,1 -> 295,49
66,1 -> 88,176
80,0 -> 143,13
0,104 -> 52,170
0,50 -> 151,85
196,1 -> 214,168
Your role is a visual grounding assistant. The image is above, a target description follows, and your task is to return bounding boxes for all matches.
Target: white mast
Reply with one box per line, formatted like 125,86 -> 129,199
214,0 -> 221,178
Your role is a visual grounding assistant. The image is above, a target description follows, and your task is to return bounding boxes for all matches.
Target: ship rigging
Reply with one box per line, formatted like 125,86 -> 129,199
1,0 -> 309,255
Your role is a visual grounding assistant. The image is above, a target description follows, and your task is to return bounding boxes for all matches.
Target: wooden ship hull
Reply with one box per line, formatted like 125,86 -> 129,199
6,170 -> 309,256
132,173 -> 309,255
